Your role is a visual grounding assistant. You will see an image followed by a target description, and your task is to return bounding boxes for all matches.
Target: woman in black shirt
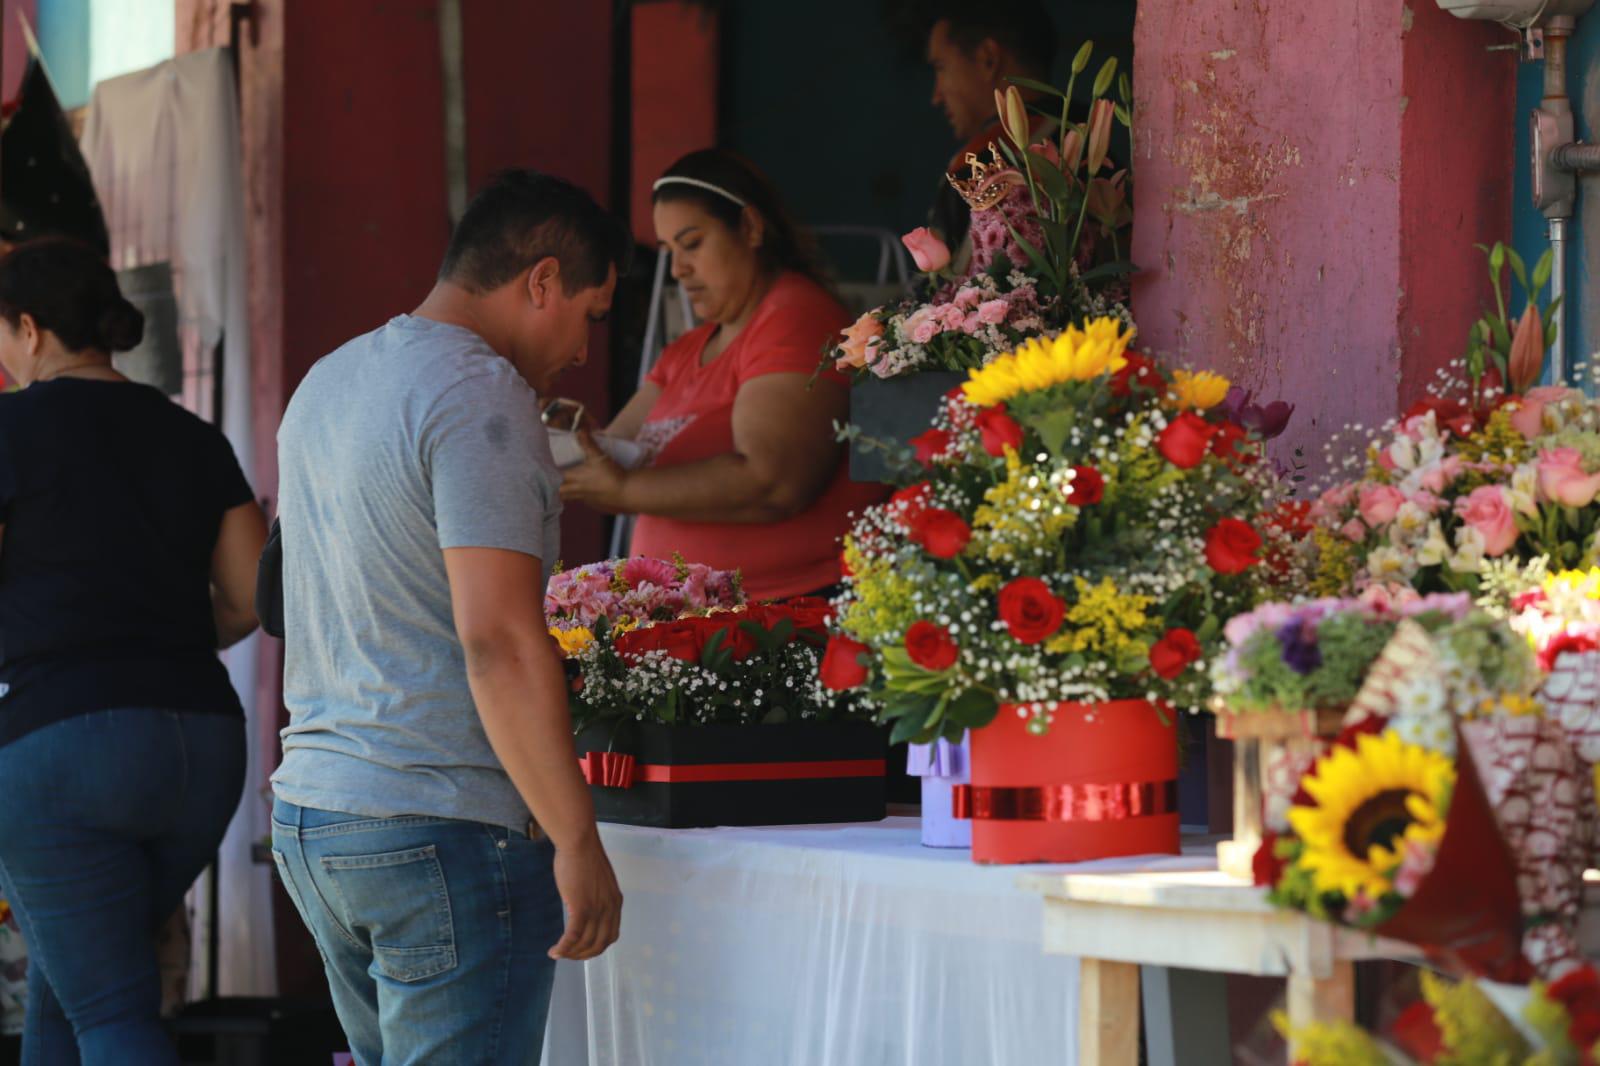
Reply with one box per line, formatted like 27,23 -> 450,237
0,238 -> 267,1065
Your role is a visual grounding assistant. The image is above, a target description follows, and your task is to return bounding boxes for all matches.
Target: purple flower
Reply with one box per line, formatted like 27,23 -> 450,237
1220,386 -> 1296,441
1276,618 -> 1323,675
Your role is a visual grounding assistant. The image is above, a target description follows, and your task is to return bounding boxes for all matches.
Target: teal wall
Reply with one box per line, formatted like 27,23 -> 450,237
718,0 -> 1136,275
1513,20 -> 1600,386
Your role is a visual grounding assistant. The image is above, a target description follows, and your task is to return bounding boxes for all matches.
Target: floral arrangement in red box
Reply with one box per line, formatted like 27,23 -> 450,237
567,598 -> 870,732
823,316 -> 1285,743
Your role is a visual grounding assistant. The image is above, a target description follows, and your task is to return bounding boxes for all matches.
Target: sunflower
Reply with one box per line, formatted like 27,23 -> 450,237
1286,730 -> 1454,901
961,317 -> 1133,407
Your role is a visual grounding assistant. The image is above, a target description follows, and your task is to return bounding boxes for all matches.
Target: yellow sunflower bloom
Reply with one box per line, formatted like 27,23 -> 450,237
1168,369 -> 1231,410
1286,730 -> 1454,901
962,317 -> 1134,407
550,626 -> 596,657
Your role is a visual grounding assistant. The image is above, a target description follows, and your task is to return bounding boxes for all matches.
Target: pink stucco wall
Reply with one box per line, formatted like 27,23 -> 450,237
1131,0 -> 1513,465
2,0 -> 37,102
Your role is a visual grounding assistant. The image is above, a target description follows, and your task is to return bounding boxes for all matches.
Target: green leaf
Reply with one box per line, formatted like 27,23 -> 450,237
947,688 -> 1000,731
1077,260 -> 1139,284
890,713 -> 931,745
1024,408 -> 1077,456
1489,241 -> 1506,276
1507,247 -> 1528,293
1195,614 -> 1221,644
1073,40 -> 1094,74
699,629 -> 726,669
1004,222 -> 1059,288
1114,103 -> 1132,128
1026,150 -> 1075,203
1093,57 -> 1118,98
1006,75 -> 1069,100
1533,249 -> 1554,291
1118,72 -> 1132,104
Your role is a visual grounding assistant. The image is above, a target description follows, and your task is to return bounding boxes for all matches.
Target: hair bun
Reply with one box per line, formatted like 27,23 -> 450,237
97,299 -> 145,352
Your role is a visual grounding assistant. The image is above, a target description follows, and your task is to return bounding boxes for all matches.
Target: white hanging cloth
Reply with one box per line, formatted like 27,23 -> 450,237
79,47 -> 273,999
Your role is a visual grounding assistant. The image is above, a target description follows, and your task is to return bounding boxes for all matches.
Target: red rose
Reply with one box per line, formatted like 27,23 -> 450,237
616,621 -> 703,663
699,618 -> 757,661
820,634 -> 871,690
1210,421 -> 1252,464
1251,831 -> 1286,888
1067,466 -> 1105,506
911,428 -> 953,467
1109,352 -> 1161,398
905,621 -> 960,671
890,482 -> 932,526
912,508 -> 972,559
1157,411 -> 1216,469
1204,518 -> 1263,574
1149,627 -> 1201,679
996,577 -> 1066,645
772,598 -> 833,633
975,405 -> 1024,457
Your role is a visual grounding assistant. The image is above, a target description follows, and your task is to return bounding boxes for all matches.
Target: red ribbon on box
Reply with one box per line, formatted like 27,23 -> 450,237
951,779 -> 1179,823
578,752 -> 886,790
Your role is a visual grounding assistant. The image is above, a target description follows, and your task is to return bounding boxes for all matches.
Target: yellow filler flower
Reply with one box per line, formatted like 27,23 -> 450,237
962,317 -> 1134,408
1287,730 -> 1454,901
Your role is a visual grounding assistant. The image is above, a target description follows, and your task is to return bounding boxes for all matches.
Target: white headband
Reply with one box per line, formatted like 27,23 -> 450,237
652,176 -> 748,208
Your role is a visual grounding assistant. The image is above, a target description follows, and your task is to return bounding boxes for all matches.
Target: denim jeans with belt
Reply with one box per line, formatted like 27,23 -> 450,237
270,798 -> 563,1066
0,707 -> 246,1066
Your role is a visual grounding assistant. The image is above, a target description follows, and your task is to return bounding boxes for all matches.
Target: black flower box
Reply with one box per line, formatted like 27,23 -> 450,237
848,371 -> 966,483
574,720 -> 887,829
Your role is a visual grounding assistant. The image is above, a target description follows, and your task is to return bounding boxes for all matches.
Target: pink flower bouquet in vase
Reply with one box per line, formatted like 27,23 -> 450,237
835,44 -> 1136,482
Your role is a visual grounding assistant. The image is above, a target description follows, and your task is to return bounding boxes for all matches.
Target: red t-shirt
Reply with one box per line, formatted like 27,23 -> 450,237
629,273 -> 884,600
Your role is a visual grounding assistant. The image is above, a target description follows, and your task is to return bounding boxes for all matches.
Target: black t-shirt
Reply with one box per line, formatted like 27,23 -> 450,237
0,378 -> 254,747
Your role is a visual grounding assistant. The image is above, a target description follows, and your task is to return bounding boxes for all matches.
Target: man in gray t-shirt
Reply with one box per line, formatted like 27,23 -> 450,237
270,170 -> 628,1063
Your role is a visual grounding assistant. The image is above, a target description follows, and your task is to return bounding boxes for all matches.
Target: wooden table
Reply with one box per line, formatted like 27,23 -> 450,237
1016,866 -> 1416,1066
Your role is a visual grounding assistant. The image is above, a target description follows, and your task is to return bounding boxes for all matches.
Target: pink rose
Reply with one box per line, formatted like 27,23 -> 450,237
1357,485 -> 1405,527
1537,447 -> 1600,508
1409,490 -> 1446,515
904,307 -> 939,346
1509,386 -> 1574,439
835,313 -> 884,370
977,299 -> 1009,326
961,311 -> 984,335
1340,518 -> 1367,543
954,286 -> 983,310
1418,455 -> 1464,494
901,227 -> 951,273
938,303 -> 968,331
1454,484 -> 1519,557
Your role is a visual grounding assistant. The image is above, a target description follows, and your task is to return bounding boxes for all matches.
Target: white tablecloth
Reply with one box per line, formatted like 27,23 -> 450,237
542,817 -> 1214,1066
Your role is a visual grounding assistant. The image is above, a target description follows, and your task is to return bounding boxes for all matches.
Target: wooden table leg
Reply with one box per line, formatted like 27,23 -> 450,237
1079,958 -> 1140,1066
1286,962 -> 1355,1030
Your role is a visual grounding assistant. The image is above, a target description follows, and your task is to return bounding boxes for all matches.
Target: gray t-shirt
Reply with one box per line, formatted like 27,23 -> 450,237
270,315 -> 561,831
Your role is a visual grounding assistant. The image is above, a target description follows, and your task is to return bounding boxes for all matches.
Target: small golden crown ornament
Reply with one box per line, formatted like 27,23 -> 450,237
946,143 -> 1024,212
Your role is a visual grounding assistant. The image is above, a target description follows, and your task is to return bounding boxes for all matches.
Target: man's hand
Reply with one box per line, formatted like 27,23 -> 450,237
557,430 -> 630,513
548,831 -> 623,960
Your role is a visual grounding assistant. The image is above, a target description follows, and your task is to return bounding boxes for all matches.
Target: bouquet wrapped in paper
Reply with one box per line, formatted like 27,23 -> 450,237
1260,615 -> 1589,982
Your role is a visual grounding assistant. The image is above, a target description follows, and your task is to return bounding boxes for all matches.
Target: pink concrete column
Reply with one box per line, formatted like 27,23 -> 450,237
1130,0 -> 1515,462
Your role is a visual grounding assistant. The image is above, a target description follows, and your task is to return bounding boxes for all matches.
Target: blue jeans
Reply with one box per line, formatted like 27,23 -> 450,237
0,708 -> 246,1066
270,799 -> 563,1066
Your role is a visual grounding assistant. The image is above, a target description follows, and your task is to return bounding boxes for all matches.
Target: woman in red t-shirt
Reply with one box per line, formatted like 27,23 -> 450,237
560,150 -> 882,600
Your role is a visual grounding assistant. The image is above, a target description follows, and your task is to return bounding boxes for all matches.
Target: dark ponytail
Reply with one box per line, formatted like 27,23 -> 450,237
652,149 -> 832,292
0,238 -> 144,353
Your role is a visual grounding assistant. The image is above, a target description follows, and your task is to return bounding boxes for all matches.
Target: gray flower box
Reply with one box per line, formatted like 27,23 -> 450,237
847,371 -> 966,483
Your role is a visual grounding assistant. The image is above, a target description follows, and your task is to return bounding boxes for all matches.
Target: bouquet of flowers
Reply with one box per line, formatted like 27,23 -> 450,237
568,599 -> 872,732
1261,616 -> 1590,981
543,556 -> 742,656
832,44 -> 1134,380
1300,245 -> 1599,598
1279,965 -> 1600,1065
821,316 -> 1283,742
1213,592 -> 1532,721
